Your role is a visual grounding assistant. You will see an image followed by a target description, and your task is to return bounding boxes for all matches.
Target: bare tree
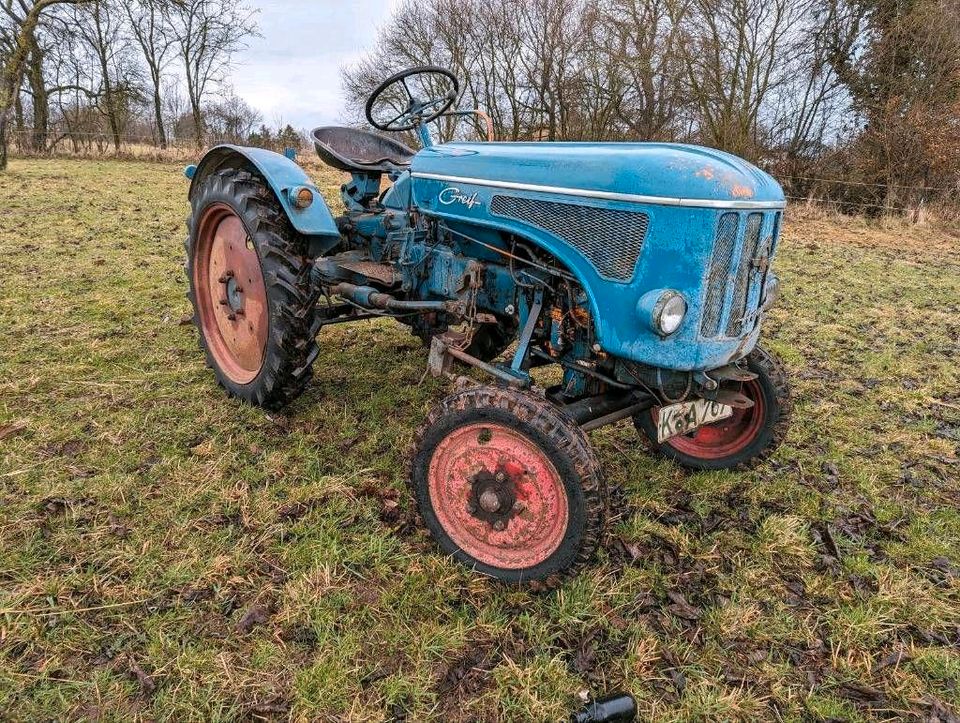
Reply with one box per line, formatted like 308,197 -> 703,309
204,89 -> 260,143
597,0 -> 692,140
123,0 -> 176,147
681,0 -> 803,160
170,0 -> 257,148
0,0 -> 89,169
71,0 -> 144,152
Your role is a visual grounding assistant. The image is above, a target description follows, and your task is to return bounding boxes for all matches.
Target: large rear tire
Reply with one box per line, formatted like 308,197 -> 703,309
634,346 -> 791,471
410,386 -> 606,588
185,168 -> 319,409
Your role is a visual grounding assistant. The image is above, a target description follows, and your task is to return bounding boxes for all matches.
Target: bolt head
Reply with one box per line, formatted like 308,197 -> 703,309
505,304 -> 515,315
592,343 -> 602,353
492,520 -> 507,532
466,502 -> 477,515
512,501 -> 525,513
495,471 -> 506,483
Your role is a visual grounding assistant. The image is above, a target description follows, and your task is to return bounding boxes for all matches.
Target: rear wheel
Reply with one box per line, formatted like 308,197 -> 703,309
186,168 -> 319,409
634,346 -> 791,471
410,386 -> 606,588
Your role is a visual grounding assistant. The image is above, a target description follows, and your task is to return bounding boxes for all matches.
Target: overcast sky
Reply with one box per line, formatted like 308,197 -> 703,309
227,0 -> 403,131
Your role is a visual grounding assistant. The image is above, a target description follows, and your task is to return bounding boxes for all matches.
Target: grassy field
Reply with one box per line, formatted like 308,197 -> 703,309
0,158 -> 958,722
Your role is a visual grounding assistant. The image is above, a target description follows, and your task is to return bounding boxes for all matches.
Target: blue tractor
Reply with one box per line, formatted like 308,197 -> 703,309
184,67 -> 791,587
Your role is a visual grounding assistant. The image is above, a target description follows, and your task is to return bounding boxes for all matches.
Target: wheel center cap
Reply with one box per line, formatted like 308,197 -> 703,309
225,276 -> 243,311
479,489 -> 501,513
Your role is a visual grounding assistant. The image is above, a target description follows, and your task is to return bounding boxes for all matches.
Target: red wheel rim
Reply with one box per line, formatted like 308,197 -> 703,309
427,422 -> 569,570
193,204 -> 268,384
654,380 -> 766,459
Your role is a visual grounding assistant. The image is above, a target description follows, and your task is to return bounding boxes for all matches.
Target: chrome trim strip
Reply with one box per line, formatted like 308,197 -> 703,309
411,172 -> 787,210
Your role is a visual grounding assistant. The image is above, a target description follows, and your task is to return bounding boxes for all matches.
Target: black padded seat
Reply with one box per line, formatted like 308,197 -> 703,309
311,126 -> 416,173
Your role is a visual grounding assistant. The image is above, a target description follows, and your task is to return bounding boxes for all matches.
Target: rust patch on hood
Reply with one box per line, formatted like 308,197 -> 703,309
694,164 -> 756,199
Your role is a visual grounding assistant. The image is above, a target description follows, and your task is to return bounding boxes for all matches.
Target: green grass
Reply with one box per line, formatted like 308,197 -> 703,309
1,158 -> 958,721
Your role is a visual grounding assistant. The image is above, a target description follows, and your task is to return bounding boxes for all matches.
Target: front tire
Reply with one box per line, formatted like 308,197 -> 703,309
185,168 -> 319,409
634,346 -> 791,471
410,386 -> 606,588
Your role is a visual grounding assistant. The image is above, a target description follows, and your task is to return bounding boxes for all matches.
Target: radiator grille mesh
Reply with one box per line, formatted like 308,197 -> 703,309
701,213 -> 739,337
490,195 -> 649,281
726,213 -> 763,336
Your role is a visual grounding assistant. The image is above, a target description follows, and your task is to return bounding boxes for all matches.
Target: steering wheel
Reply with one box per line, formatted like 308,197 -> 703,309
365,66 -> 459,132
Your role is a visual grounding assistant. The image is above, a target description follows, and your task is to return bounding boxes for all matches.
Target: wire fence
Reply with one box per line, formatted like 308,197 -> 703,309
5,129 -> 306,163
7,129 -> 958,221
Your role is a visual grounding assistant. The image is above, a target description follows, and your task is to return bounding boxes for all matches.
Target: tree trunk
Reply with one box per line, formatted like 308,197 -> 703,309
0,113 -> 8,169
27,39 -> 48,153
190,88 -> 204,149
152,84 -> 167,149
14,90 -> 25,136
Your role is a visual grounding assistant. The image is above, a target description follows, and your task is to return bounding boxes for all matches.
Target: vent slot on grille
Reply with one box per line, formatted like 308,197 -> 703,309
701,213 -> 739,338
490,195 -> 649,282
726,213 -> 763,336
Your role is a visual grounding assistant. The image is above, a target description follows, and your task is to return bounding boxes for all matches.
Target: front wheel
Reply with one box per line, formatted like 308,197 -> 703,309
634,346 -> 792,471
410,386 -> 606,588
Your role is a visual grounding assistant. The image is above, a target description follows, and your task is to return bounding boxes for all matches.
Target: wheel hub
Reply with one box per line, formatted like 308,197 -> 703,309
467,468 -> 520,530
222,272 -> 245,313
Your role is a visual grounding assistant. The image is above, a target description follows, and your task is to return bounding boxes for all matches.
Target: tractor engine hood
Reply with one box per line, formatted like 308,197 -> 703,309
410,141 -> 784,207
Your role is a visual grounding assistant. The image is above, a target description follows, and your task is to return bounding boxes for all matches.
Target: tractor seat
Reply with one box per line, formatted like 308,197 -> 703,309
311,126 -> 416,174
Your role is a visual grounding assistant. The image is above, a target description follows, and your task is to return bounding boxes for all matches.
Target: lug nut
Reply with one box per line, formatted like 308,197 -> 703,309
512,501 -> 525,513
495,472 -> 506,483
466,502 -> 477,514
493,520 -> 506,532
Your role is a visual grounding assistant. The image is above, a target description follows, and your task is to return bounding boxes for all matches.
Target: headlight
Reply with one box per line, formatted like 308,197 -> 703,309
639,289 -> 687,336
655,292 -> 687,335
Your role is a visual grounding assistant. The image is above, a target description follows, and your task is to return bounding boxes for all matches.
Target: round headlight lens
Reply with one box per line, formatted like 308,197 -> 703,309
655,292 -> 687,335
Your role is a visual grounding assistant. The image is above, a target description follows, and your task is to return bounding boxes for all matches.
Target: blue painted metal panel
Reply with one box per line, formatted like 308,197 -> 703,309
189,145 -> 340,240
411,142 -> 785,205
410,148 -> 782,371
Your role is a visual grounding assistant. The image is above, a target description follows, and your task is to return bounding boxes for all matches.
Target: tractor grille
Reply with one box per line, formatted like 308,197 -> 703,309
726,213 -> 764,336
701,211 -> 776,339
701,213 -> 739,337
490,195 -> 649,282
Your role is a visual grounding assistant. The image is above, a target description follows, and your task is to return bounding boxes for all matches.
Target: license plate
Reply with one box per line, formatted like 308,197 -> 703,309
657,398 -> 734,443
